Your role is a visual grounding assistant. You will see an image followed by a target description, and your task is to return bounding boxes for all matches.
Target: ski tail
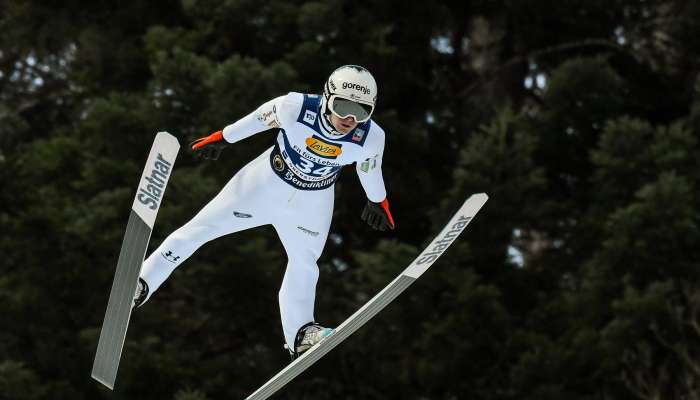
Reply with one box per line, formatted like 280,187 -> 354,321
91,132 -> 180,389
245,193 -> 488,400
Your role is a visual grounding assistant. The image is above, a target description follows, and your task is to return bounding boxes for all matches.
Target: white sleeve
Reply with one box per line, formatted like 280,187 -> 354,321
355,125 -> 388,202
222,92 -> 302,144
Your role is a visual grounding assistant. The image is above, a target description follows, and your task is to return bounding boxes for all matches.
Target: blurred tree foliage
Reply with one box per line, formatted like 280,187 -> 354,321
1,0 -> 699,399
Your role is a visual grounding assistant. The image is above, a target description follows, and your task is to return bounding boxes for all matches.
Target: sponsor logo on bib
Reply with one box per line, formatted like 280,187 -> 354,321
305,137 -> 342,158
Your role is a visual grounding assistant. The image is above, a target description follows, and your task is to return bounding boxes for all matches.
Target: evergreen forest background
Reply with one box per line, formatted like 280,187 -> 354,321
1,1 -> 700,399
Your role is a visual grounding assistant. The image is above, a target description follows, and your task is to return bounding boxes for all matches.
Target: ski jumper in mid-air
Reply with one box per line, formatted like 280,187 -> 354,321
134,65 -> 395,358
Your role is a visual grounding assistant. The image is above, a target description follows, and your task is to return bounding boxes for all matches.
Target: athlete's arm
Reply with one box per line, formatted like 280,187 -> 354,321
191,93 -> 301,160
356,126 -> 395,230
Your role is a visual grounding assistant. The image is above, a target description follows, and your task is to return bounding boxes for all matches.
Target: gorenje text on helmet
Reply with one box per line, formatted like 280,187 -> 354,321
342,82 -> 371,95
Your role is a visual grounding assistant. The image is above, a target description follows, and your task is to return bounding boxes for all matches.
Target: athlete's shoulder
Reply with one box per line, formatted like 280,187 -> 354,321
277,92 -> 305,116
368,120 -> 385,138
266,92 -> 304,127
280,92 -> 305,108
365,119 -> 386,148
348,119 -> 384,162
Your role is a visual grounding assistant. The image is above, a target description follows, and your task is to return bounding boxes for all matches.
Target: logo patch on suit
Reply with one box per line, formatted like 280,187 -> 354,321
352,128 -> 366,142
305,137 -> 342,158
162,250 -> 181,263
360,157 -> 378,173
297,226 -> 319,236
257,105 -> 280,128
233,211 -> 253,218
273,154 -> 285,171
303,110 -> 317,125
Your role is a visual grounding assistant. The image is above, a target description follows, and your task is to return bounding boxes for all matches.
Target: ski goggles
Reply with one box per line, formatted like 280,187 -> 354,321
328,96 -> 374,123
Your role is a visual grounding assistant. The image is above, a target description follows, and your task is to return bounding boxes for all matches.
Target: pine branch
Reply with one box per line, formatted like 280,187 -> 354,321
457,38 -> 632,99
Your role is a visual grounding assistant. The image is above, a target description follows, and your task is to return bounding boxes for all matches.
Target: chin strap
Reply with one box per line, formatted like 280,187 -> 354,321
318,107 -> 344,137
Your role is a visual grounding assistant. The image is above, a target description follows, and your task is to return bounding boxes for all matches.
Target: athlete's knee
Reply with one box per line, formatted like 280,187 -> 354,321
287,247 -> 321,267
170,222 -> 222,246
285,258 -> 320,282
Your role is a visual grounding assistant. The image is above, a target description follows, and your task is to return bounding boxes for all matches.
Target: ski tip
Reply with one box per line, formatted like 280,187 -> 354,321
155,131 -> 181,148
91,373 -> 115,390
463,193 -> 488,214
471,192 -> 489,201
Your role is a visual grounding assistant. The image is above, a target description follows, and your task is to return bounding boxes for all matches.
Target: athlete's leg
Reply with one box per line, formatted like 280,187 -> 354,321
140,152 -> 274,303
274,189 -> 334,348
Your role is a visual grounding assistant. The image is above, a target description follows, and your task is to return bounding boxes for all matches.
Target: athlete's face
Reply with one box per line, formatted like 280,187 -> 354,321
330,114 -> 358,134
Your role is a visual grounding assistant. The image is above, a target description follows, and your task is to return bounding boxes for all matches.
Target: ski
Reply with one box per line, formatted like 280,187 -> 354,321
91,132 -> 180,390
245,193 -> 488,400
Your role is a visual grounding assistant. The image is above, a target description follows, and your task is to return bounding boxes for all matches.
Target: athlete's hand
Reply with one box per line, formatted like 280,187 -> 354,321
190,130 -> 228,160
361,199 -> 395,231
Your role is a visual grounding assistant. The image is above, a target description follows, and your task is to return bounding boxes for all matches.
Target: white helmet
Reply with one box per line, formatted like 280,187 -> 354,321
320,65 -> 377,124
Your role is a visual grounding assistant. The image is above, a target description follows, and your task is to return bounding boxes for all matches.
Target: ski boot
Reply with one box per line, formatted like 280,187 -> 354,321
285,322 -> 334,360
132,278 -> 149,309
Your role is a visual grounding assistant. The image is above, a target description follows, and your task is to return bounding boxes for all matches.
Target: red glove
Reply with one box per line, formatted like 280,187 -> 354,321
190,130 -> 227,160
361,198 -> 395,231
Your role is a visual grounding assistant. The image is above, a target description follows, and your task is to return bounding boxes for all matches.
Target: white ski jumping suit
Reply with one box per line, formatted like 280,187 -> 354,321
140,92 -> 388,348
